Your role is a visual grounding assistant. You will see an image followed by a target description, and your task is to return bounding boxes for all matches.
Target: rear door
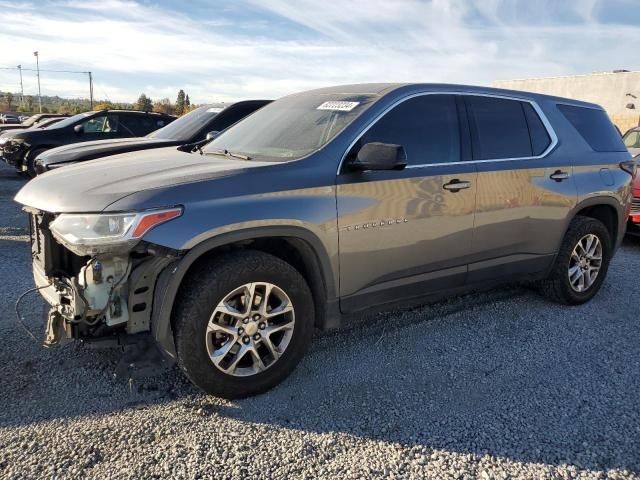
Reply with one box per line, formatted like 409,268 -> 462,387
464,94 -> 577,282
336,94 -> 478,311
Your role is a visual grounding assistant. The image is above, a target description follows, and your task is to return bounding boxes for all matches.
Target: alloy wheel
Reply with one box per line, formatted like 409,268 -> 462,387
568,233 -> 603,293
205,282 -> 295,377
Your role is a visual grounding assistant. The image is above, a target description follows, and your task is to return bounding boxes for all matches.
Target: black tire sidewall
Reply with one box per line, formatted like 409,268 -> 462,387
25,147 -> 47,177
174,252 -> 314,398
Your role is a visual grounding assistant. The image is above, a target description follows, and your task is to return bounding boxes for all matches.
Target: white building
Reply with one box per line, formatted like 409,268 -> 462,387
493,70 -> 640,133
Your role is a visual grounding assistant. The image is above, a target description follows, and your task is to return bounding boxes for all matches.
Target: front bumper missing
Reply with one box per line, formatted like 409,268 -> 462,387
1,143 -> 27,167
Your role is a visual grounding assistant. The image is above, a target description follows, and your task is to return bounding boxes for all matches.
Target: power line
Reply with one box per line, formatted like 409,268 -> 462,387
0,65 -> 94,109
0,66 -> 91,74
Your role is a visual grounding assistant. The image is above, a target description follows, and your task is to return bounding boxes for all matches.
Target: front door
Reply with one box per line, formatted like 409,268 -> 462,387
336,94 -> 477,312
76,113 -> 123,142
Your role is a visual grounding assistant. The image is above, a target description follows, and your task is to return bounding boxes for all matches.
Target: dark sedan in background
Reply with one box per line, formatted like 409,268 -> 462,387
0,113 -> 67,133
0,109 -> 175,176
33,100 -> 271,175
0,116 -> 66,138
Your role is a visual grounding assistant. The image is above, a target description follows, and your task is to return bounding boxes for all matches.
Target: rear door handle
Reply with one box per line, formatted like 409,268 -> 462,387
443,179 -> 471,192
550,170 -> 570,182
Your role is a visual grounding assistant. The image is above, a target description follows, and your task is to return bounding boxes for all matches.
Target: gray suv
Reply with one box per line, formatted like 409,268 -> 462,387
15,84 -> 636,398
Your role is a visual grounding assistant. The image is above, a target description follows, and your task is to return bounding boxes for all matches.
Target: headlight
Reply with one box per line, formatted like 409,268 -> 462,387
2,138 -> 25,152
49,207 -> 182,256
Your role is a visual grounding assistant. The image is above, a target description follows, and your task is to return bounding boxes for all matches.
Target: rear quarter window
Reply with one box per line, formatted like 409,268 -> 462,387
557,104 -> 626,152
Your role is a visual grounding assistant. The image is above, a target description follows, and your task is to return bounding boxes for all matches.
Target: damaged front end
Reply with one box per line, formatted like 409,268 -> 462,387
27,208 -> 182,351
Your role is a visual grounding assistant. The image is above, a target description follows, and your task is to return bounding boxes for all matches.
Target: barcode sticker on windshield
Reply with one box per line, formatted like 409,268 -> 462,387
207,107 -> 224,113
317,101 -> 360,112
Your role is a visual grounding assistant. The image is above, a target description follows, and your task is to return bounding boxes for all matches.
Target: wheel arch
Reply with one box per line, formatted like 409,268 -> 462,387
570,196 -> 623,249
151,226 -> 339,359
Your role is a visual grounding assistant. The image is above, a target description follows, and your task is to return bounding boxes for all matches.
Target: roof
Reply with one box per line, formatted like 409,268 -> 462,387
100,109 -> 174,116
293,83 -> 603,109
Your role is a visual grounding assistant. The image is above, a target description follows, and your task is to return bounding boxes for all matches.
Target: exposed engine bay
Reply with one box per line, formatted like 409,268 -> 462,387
27,210 -> 178,346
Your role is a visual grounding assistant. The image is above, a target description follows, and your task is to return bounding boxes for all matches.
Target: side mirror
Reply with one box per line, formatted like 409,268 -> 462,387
73,124 -> 84,134
206,131 -> 220,141
349,142 -> 407,172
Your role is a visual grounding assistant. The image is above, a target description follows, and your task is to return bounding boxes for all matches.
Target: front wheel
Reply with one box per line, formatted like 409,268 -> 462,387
540,216 -> 612,305
25,147 -> 48,177
173,250 -> 314,398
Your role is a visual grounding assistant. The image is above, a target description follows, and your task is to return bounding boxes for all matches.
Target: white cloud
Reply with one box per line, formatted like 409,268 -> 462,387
0,0 -> 638,103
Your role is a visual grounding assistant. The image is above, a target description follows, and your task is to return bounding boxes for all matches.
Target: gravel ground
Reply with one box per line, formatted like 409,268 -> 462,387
0,161 -> 639,479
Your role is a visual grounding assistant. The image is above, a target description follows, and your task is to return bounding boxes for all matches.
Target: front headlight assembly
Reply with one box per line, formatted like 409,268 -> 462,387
1,138 -> 25,151
49,207 -> 182,256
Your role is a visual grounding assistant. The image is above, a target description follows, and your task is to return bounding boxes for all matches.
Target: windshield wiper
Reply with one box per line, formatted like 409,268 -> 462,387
204,149 -> 252,161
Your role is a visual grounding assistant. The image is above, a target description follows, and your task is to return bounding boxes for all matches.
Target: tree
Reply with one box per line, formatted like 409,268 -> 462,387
153,98 -> 175,115
136,93 -> 153,112
185,94 -> 190,110
93,102 -> 112,111
3,92 -> 14,112
175,89 -> 186,116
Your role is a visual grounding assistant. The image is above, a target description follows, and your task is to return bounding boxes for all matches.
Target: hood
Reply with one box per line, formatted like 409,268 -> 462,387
1,128 -> 29,137
15,147 -> 271,213
37,137 -> 175,165
6,127 -> 52,143
0,124 -> 25,132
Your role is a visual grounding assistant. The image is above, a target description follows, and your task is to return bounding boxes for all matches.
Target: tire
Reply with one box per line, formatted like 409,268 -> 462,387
540,216 -> 612,305
24,147 -> 48,178
173,250 -> 315,398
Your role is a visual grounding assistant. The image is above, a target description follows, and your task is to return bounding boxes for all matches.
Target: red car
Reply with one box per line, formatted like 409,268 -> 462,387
629,168 -> 640,236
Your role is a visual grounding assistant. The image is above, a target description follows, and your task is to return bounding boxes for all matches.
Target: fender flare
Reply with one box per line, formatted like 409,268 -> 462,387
150,225 -> 338,358
568,194 -> 625,245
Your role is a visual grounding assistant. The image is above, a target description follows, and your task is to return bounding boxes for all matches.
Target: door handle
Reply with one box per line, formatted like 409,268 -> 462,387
550,170 -> 570,182
443,179 -> 471,192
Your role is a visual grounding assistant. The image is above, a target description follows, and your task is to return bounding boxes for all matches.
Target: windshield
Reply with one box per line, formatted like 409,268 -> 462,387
623,130 -> 640,149
48,111 -> 95,130
147,105 -> 220,141
22,115 -> 41,127
202,92 -> 377,161
35,118 -> 63,128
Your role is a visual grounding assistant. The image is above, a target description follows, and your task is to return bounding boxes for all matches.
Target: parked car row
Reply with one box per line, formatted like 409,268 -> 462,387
0,113 -> 21,124
0,109 -> 175,175
13,83 -> 637,398
0,113 -> 68,132
34,100 -> 270,174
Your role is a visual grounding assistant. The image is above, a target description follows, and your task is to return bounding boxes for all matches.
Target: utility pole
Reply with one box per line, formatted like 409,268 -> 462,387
17,65 -> 24,109
88,71 -> 94,109
33,51 -> 42,113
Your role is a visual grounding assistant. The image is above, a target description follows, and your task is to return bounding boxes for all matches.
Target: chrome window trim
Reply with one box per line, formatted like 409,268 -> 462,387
337,90 -> 559,174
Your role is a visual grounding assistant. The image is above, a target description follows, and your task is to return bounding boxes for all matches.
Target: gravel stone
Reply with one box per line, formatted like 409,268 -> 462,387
0,161 -> 639,479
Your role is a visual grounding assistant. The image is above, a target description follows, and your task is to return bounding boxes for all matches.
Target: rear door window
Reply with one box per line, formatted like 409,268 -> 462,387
119,114 -> 165,136
465,96 -> 533,160
558,104 -> 627,152
354,94 -> 460,166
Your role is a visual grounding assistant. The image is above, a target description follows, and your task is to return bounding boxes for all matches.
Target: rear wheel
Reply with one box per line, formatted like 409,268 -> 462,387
173,250 -> 314,398
540,216 -> 612,305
